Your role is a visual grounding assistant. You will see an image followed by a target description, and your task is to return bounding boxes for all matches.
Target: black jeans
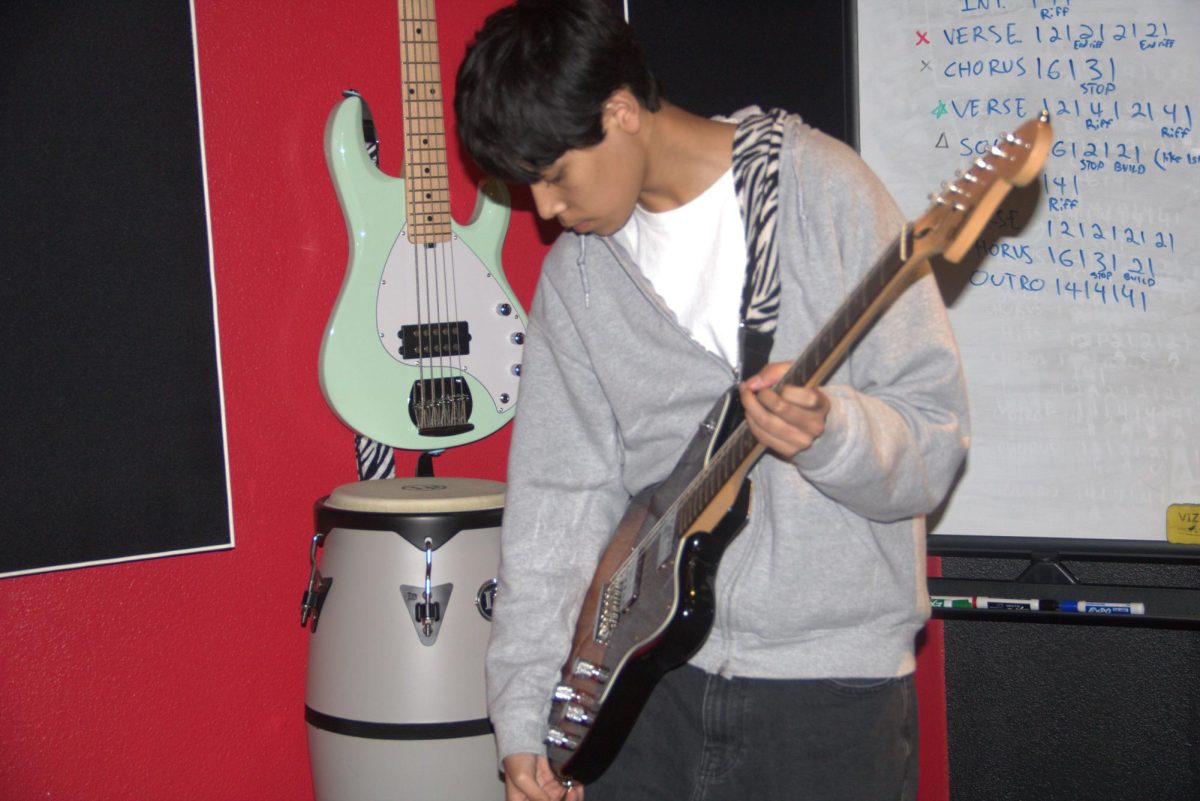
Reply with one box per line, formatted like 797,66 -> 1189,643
585,664 -> 918,801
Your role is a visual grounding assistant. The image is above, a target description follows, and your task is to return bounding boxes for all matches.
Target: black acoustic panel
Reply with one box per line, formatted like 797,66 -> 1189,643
0,1 -> 230,576
629,1 -> 855,145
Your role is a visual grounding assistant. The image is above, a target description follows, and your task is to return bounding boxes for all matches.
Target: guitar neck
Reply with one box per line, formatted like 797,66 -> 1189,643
399,0 -> 451,244
675,227 -> 917,536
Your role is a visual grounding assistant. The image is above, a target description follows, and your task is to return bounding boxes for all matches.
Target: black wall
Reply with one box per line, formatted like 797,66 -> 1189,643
629,0 -> 855,145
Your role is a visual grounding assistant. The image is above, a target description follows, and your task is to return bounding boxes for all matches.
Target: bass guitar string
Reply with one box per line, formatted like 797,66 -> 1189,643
404,0 -> 465,431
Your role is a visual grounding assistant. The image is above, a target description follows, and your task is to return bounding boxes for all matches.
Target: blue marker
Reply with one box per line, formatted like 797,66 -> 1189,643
1057,600 -> 1145,615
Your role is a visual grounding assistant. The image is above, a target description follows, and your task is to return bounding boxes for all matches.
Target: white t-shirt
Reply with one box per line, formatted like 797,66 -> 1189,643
616,168 -> 745,368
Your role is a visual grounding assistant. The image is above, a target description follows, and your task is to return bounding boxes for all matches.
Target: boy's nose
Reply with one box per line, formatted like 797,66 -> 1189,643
530,183 -> 566,221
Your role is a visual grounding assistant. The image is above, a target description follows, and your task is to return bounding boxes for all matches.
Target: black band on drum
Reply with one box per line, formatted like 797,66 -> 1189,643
304,705 -> 494,741
314,506 -> 503,551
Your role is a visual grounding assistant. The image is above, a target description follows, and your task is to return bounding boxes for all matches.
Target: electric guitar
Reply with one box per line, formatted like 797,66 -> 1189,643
544,114 -> 1053,784
319,0 -> 526,450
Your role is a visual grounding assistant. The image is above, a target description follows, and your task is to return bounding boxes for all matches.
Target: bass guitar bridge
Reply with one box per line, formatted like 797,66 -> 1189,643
408,376 -> 475,437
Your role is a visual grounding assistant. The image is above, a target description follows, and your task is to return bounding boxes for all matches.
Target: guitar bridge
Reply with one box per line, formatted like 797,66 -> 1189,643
595,579 -> 622,644
408,376 -> 475,436
594,555 -> 643,644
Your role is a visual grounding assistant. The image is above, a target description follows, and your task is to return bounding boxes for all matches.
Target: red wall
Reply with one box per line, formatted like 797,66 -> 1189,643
0,2 -> 948,798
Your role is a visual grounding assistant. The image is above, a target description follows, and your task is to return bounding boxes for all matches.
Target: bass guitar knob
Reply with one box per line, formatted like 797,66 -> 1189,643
546,727 -> 580,751
553,684 -> 597,706
572,659 -> 611,684
563,703 -> 593,726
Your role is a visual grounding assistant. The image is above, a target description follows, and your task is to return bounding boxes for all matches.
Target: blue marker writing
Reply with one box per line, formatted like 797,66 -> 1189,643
1057,600 -> 1145,615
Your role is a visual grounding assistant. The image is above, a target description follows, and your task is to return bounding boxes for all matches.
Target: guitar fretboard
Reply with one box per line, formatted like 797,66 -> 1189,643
673,233 -> 914,539
399,0 -> 451,244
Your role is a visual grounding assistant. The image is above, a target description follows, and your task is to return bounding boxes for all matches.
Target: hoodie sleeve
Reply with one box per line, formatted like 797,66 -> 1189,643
485,261 -> 631,762
787,130 -> 971,523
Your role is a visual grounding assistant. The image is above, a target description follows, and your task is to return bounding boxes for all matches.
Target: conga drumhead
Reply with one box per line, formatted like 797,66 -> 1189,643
323,477 -> 505,515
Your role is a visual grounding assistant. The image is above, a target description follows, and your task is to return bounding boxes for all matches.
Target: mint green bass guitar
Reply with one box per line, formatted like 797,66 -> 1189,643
319,5 -> 526,451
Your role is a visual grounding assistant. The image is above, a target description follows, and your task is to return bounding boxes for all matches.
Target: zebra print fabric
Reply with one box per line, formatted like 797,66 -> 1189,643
731,109 -> 787,338
355,434 -> 396,480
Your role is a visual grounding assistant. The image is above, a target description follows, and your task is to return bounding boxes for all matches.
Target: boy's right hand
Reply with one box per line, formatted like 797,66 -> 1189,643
502,753 -> 584,801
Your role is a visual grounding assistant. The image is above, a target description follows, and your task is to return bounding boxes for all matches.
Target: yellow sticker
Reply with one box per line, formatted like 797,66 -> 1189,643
1166,504 -> 1200,544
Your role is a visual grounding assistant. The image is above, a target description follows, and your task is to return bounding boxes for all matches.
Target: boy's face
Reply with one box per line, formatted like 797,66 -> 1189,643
529,99 -> 644,237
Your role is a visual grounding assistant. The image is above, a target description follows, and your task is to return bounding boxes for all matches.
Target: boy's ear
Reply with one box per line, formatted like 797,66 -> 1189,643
602,88 -> 642,134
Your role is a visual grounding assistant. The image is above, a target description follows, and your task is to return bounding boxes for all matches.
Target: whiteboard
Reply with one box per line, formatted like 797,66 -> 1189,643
856,1 -> 1199,540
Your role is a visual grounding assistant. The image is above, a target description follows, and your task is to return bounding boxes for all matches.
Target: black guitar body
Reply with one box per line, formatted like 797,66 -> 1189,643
551,480 -> 751,784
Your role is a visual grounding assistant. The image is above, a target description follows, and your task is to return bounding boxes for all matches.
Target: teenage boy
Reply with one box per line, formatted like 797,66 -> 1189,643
454,2 -> 969,799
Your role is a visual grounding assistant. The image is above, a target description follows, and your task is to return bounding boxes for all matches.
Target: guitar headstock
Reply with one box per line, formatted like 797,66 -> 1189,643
912,112 -> 1053,263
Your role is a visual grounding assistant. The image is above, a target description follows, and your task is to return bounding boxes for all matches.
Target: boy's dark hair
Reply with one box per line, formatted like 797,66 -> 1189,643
455,0 -> 660,183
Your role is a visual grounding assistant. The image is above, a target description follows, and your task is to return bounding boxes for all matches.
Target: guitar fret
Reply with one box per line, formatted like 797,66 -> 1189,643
405,144 -> 447,154
409,199 -> 450,210
410,207 -> 451,219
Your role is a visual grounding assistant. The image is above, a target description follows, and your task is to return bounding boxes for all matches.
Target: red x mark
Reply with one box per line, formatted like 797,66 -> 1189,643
915,30 -> 930,45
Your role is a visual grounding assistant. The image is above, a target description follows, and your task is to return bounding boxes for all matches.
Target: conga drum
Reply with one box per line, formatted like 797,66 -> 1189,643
304,477 -> 505,801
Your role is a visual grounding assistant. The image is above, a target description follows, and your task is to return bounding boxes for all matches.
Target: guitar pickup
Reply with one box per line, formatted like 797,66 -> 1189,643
398,321 -> 471,359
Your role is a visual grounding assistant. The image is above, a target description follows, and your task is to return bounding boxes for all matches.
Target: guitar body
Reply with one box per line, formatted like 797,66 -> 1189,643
547,391 -> 752,784
319,94 -> 526,450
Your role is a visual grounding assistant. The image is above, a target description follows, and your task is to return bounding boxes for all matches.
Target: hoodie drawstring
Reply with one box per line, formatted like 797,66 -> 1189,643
576,235 -> 591,308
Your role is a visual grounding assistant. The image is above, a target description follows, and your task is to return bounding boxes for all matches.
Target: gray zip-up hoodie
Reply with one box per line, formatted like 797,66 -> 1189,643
486,111 -> 970,762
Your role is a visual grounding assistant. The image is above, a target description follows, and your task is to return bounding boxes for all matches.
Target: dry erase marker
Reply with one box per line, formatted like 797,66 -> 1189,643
931,596 -> 974,609
975,597 -> 1044,611
1057,600 -> 1146,615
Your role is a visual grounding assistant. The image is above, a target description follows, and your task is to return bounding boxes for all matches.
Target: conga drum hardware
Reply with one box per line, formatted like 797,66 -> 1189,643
300,531 -> 331,631
400,537 -> 452,645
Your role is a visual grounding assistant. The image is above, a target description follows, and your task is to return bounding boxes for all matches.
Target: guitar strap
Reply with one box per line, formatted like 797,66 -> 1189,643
731,109 -> 788,382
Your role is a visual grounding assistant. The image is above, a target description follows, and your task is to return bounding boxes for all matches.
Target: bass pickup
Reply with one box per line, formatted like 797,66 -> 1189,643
398,321 -> 471,359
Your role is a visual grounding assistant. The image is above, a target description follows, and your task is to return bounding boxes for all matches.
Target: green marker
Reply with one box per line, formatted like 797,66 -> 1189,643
930,596 -> 974,609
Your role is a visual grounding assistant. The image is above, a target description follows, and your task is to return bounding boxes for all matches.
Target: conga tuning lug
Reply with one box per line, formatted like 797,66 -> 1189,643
301,532 -> 331,630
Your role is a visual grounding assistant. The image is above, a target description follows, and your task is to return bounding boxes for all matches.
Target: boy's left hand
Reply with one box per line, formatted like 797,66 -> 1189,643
739,361 -> 830,459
